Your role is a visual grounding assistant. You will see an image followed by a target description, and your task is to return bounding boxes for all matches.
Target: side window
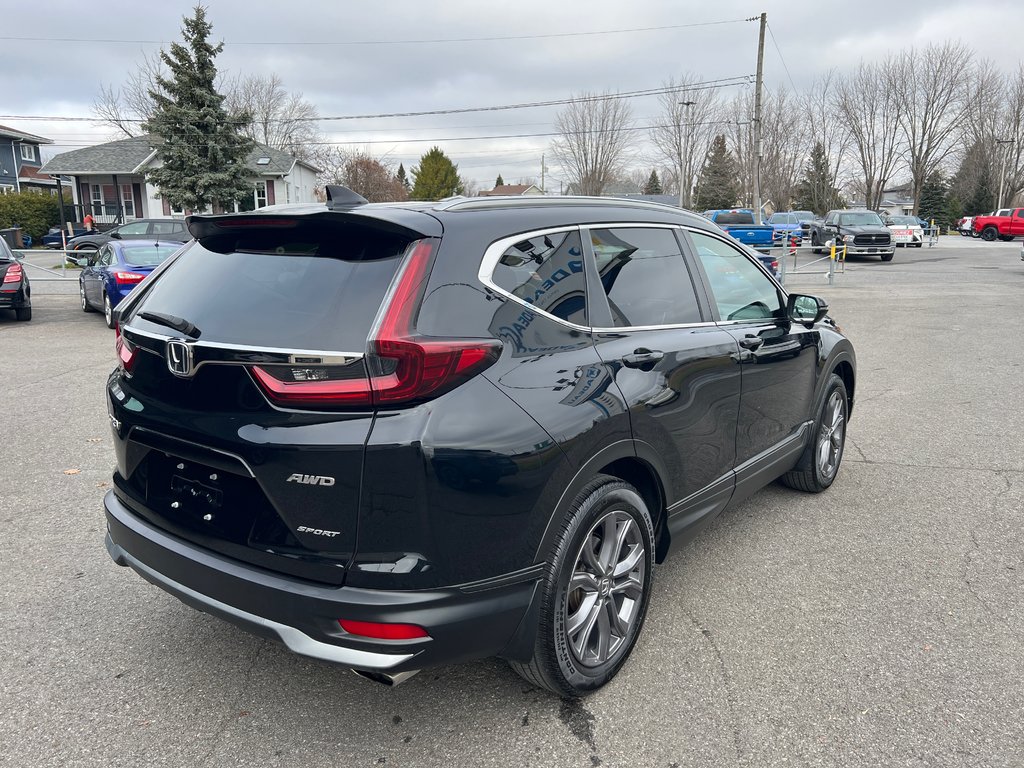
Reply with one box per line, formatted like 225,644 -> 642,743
490,229 -> 587,325
150,221 -> 180,235
689,231 -> 783,322
98,246 -> 114,266
589,227 -> 702,327
117,222 -> 149,235
824,212 -> 836,225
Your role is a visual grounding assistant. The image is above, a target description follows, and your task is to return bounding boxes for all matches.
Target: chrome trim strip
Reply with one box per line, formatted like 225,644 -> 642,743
123,325 -> 364,370
114,544 -> 416,670
591,321 -> 720,333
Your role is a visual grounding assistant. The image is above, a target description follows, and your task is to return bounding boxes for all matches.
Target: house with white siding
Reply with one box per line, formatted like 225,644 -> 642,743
39,134 -> 319,224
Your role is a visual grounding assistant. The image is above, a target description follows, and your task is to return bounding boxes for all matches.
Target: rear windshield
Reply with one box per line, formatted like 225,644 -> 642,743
715,211 -> 755,225
121,245 -> 179,266
129,222 -> 413,352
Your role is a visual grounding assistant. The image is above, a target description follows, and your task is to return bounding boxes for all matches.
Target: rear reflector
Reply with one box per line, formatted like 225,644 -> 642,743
338,619 -> 429,640
250,239 -> 501,409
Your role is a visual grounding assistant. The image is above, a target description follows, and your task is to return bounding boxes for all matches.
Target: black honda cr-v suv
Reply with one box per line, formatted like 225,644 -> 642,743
103,187 -> 855,696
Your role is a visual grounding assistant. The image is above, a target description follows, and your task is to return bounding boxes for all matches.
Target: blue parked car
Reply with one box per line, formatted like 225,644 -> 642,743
78,239 -> 182,328
42,224 -> 89,248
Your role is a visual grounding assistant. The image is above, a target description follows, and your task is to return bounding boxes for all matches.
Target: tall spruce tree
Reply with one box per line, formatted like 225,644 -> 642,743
693,135 -> 739,211
495,173 -> 505,187
793,142 -> 844,215
411,147 -> 463,200
396,163 -> 411,191
918,171 -> 950,227
643,170 -> 662,195
143,6 -> 255,212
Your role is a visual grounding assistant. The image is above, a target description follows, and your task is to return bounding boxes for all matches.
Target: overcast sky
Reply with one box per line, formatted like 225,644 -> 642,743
2,0 -> 1021,190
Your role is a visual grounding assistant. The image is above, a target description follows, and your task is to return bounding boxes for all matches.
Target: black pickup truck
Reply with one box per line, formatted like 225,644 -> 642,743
808,210 -> 895,261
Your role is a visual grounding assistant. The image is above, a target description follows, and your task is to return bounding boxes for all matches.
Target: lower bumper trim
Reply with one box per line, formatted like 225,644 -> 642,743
105,534 -> 415,670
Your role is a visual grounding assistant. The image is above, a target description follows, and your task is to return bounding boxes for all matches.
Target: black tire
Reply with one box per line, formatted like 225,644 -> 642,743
880,252 -> 894,262
79,282 -> 94,313
981,226 -> 998,242
103,294 -> 115,329
15,306 -> 31,321
811,231 -> 822,254
781,374 -> 848,493
509,475 -> 655,697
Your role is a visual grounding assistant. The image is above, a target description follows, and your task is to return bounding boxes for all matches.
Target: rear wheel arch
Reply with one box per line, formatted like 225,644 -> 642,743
596,454 -> 669,563
833,359 -> 855,417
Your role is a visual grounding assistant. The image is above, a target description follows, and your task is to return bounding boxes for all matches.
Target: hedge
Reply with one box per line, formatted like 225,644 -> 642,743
0,192 -> 74,240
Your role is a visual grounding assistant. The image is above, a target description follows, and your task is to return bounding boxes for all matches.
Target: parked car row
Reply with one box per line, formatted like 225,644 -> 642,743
0,235 -> 31,321
78,240 -> 181,328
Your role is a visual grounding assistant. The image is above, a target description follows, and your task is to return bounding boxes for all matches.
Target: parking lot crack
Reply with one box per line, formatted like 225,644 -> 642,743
959,474 -> 1013,624
685,611 -> 744,763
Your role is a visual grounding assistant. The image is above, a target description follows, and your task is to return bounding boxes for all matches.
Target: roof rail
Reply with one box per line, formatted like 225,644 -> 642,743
325,185 -> 368,210
434,195 -> 685,214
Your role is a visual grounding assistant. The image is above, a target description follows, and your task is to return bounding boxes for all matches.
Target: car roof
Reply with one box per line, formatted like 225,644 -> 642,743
190,194 -> 719,240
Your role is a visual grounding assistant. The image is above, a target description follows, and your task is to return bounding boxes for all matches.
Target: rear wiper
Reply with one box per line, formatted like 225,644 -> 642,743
139,311 -> 202,339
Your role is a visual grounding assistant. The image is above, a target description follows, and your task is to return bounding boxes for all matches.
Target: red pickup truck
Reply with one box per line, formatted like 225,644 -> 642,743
972,208 -> 1024,241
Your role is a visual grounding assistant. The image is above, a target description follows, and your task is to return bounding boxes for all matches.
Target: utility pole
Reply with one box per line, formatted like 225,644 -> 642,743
678,100 -> 695,208
541,153 -> 546,194
996,138 -> 1015,209
752,12 -> 766,224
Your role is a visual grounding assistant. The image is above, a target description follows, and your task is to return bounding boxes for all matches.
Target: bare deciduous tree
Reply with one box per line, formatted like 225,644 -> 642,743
550,92 -> 634,196
888,42 -> 973,214
94,62 -> 322,160
838,60 -> 904,210
649,74 -> 721,208
802,71 -> 852,199
223,74 -> 321,160
759,86 -> 806,211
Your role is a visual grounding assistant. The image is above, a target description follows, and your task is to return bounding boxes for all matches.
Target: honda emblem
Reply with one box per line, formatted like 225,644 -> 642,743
166,340 -> 194,378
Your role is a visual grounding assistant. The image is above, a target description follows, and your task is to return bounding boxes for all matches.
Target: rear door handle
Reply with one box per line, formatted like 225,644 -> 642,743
621,348 -> 665,368
738,335 -> 764,350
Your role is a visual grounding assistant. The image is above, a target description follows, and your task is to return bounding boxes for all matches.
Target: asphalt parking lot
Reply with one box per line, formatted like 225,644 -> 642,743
2,237 -> 1023,767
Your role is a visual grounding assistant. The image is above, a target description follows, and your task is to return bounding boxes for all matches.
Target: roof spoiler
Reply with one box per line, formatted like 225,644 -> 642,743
325,185 -> 368,210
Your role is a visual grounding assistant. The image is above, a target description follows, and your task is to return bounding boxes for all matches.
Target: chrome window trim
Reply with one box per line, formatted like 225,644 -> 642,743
478,225 -> 591,332
479,222 -> 747,334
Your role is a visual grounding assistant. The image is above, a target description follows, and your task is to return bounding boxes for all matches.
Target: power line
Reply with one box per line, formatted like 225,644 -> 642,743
766,22 -> 798,92
40,118 -> 742,151
0,75 -> 753,126
0,18 -> 753,47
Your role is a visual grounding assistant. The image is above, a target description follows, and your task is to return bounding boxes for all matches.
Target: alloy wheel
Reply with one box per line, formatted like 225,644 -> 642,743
104,295 -> 113,328
80,283 -> 87,311
816,390 -> 846,480
564,510 -> 646,668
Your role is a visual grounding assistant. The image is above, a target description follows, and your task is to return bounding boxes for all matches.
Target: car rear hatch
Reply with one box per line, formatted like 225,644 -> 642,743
108,210 -> 443,586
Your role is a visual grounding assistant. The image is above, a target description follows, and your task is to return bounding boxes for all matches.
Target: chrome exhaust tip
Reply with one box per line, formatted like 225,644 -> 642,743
351,668 -> 421,687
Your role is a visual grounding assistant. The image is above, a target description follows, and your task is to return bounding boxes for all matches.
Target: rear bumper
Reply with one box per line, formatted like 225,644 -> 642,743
0,288 -> 28,308
104,490 -> 540,673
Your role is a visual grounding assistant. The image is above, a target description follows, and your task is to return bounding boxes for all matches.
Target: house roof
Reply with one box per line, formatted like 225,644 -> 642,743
0,124 -> 53,144
479,184 -> 542,196
40,134 -> 316,176
18,165 -> 68,185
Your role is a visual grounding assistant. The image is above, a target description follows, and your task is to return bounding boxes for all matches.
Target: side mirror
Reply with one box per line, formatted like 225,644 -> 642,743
109,231 -> 122,239
76,257 -> 91,268
787,293 -> 828,327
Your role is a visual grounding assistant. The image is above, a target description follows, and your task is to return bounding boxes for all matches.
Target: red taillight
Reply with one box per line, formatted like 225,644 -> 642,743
1,263 -> 21,289
338,619 -> 429,640
115,335 -> 137,372
113,271 -> 146,285
250,239 -> 501,409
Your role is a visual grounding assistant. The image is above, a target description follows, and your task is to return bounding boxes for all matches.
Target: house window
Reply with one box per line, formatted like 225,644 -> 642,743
20,145 -> 35,162
91,184 -> 103,214
0,185 -> 14,195
254,181 -> 267,209
122,184 -> 135,218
